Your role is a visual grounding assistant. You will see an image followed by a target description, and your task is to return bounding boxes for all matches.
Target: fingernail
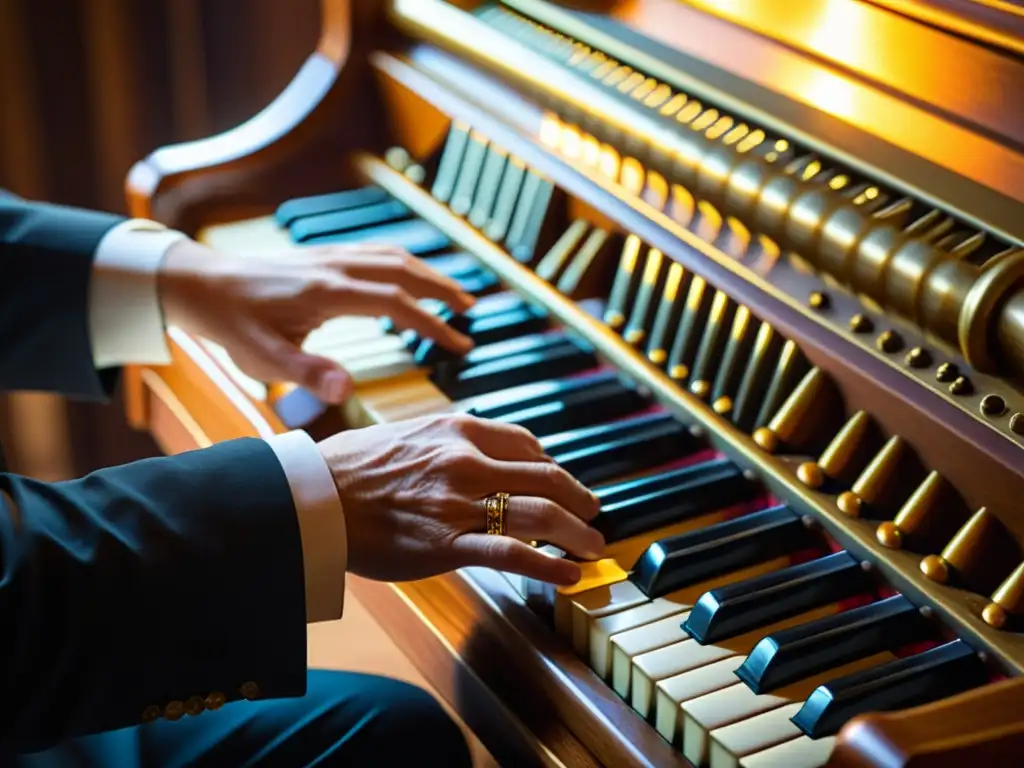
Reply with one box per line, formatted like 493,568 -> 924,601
321,371 -> 348,403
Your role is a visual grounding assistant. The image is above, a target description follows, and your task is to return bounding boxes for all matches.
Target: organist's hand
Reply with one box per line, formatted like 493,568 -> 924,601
317,413 -> 606,586
159,239 -> 476,403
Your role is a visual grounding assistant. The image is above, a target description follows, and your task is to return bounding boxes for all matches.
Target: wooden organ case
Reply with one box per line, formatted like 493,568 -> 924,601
124,1 -> 1024,766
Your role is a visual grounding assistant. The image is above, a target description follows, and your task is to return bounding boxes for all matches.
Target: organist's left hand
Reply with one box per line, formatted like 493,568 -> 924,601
156,238 -> 476,403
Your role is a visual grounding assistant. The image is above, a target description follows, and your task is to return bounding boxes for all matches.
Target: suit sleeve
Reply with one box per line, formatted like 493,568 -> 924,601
0,437 -> 308,756
0,192 -> 125,398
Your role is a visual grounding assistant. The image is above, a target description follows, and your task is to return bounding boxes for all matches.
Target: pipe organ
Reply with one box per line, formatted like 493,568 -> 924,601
124,1 -> 1024,765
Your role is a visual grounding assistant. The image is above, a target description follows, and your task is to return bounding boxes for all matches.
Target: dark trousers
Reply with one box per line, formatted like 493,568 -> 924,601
14,670 -> 472,767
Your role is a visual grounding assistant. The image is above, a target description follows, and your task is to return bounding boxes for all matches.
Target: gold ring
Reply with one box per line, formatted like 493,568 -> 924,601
484,492 -> 510,536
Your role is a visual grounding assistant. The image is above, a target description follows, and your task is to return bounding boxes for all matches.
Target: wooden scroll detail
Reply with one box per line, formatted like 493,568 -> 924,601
829,676 -> 1024,767
125,0 -> 387,233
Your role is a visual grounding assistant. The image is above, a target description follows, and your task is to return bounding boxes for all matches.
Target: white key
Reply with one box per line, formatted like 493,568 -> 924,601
591,600 -> 690,679
629,604 -> 839,722
739,735 -> 836,767
304,316 -> 387,349
560,579 -> 651,656
655,657 -> 744,744
559,546 -> 787,664
684,652 -> 893,766
709,702 -> 804,768
612,614 -> 694,699
632,637 -> 737,719
309,334 -> 407,362
684,683 -> 790,766
344,349 -> 416,382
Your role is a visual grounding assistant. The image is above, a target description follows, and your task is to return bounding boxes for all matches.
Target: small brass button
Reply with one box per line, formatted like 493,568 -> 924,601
875,330 -> 903,354
185,696 -> 205,716
849,314 -> 873,333
141,705 -> 161,724
690,379 -> 711,400
164,701 -> 185,721
239,681 -> 260,701
949,376 -> 973,396
808,291 -> 829,310
904,347 -> 931,369
205,691 -> 227,711
935,362 -> 958,382
1010,413 -> 1024,435
981,394 -> 1007,417
796,462 -> 824,489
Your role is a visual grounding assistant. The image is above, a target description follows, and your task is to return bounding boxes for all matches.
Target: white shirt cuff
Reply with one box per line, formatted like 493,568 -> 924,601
265,430 -> 347,623
89,219 -> 187,368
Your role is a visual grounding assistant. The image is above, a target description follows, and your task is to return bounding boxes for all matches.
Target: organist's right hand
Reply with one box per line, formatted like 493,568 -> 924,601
158,239 -> 477,404
317,413 -> 606,586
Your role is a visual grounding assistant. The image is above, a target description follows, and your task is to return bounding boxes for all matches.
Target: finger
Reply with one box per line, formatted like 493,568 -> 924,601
343,281 -> 473,354
451,534 -> 582,586
481,459 -> 600,522
326,251 -> 475,312
247,327 -> 354,403
447,414 -> 550,462
500,496 -> 605,560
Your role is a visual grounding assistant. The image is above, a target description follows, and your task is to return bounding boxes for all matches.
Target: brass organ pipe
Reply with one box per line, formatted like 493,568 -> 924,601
648,111 -> 1022,377
393,0 -> 1024,377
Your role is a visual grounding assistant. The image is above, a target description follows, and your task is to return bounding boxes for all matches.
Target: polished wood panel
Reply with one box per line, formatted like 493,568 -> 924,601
831,676 -> 1024,767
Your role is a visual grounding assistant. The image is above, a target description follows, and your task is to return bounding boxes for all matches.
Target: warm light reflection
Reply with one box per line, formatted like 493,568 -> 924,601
539,112 -> 561,148
620,158 -> 646,194
581,135 -> 601,168
799,70 -> 857,121
559,125 -> 582,160
598,144 -> 621,179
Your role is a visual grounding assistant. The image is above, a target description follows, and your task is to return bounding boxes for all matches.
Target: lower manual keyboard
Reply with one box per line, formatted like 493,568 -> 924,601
195,173 -> 1003,768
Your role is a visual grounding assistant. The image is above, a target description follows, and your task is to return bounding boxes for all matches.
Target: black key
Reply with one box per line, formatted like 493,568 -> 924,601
596,465 -> 705,506
416,308 -> 542,366
420,252 -> 479,278
599,458 -> 752,544
487,378 -> 646,437
792,640 -> 987,739
465,370 -> 627,419
434,336 -> 597,400
631,502 -> 802,597
546,413 -> 697,486
540,410 -> 674,455
274,187 -> 389,228
290,199 -> 410,243
458,270 -> 500,296
466,306 -> 548,344
305,218 -> 450,255
737,594 -> 928,694
683,551 -> 870,644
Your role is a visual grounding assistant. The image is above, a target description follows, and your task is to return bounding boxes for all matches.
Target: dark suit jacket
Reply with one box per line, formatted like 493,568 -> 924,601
0,192 -> 307,756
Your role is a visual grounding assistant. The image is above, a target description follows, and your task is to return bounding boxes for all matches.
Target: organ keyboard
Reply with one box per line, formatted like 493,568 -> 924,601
124,1 -> 1024,765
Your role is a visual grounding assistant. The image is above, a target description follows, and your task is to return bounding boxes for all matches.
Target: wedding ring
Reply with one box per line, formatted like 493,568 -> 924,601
484,492 -> 510,536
